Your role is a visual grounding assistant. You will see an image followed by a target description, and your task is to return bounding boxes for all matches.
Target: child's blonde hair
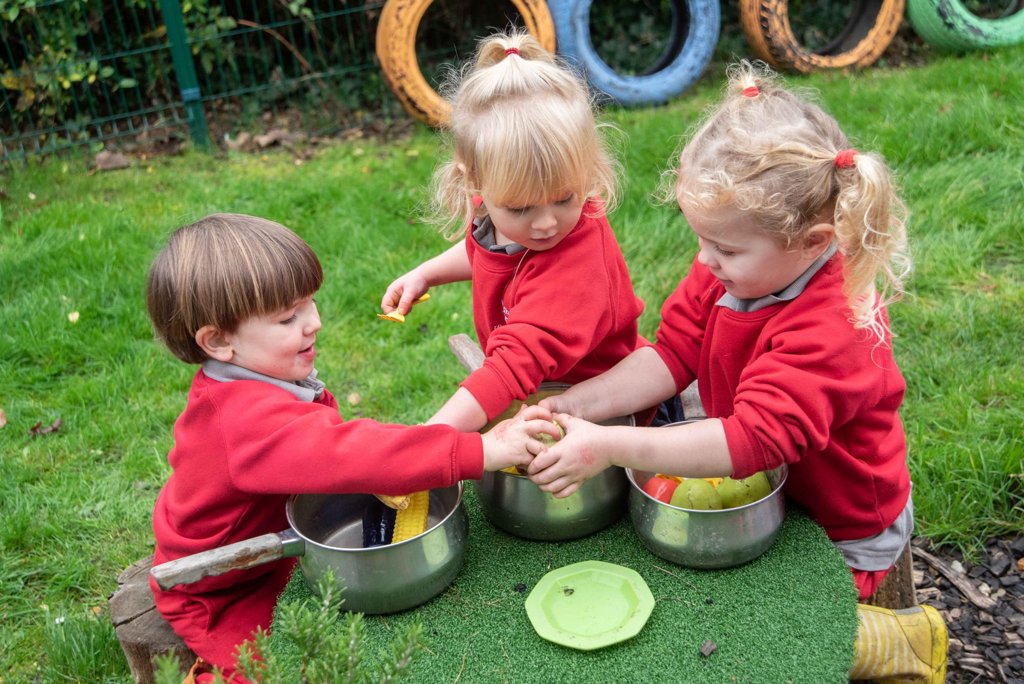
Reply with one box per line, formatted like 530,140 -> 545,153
432,29 -> 619,239
146,213 -> 323,363
672,61 -> 910,341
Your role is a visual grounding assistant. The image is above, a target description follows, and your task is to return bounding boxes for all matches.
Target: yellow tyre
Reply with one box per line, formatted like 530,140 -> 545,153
376,0 -> 557,127
739,0 -> 905,73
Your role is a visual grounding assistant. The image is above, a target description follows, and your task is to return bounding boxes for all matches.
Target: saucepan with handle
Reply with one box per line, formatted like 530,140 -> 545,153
150,484 -> 467,614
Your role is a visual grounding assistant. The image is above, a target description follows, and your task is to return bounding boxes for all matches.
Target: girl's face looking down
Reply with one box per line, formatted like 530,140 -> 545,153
682,203 -> 833,301
481,190 -> 584,252
222,295 -> 321,382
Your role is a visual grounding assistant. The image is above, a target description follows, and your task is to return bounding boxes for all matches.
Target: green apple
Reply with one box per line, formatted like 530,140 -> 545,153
743,471 -> 772,501
669,478 -> 723,510
717,472 -> 773,508
537,421 -> 565,446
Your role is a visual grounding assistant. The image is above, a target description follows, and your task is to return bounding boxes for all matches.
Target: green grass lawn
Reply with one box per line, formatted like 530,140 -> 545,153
1,45 -> 1022,680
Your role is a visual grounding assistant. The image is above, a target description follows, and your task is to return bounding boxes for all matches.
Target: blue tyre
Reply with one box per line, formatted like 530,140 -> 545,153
549,0 -> 720,105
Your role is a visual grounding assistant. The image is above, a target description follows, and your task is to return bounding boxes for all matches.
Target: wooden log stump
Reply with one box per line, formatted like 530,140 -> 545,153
109,555 -> 195,684
864,542 -> 918,609
680,381 -> 705,419
449,333 -> 485,372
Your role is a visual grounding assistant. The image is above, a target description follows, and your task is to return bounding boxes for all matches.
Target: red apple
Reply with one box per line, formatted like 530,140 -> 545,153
642,475 -> 679,503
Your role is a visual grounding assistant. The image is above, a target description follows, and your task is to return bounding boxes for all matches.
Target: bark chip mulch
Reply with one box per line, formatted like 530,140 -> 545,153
912,536 -> 1024,684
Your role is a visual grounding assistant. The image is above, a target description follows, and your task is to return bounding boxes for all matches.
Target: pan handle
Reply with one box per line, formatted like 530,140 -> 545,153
150,529 -> 304,591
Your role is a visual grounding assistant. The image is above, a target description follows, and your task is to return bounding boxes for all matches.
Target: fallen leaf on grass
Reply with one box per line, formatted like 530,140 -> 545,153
225,131 -> 252,151
95,151 -> 131,171
29,417 -> 62,436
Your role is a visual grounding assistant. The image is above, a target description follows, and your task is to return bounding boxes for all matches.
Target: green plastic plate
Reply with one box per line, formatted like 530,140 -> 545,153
524,560 -> 655,651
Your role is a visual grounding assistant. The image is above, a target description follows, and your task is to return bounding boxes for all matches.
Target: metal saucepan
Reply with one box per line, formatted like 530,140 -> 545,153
475,383 -> 634,541
150,484 -> 467,614
626,420 -> 788,568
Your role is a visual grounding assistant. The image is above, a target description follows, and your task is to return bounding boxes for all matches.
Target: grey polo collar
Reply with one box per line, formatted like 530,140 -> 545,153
716,242 -> 838,313
472,216 -> 527,255
202,359 -> 325,402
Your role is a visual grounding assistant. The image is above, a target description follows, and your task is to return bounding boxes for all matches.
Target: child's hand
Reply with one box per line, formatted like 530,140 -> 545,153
527,413 -> 612,498
381,272 -> 429,316
481,405 -> 558,472
538,388 -> 587,419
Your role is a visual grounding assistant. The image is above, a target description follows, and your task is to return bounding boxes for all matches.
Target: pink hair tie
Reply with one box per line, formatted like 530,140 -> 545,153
741,85 -> 759,98
505,47 -> 520,56
834,149 -> 858,169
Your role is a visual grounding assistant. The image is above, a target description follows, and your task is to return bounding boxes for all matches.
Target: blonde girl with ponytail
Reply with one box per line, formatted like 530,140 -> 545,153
534,61 -> 946,683
381,30 -> 645,433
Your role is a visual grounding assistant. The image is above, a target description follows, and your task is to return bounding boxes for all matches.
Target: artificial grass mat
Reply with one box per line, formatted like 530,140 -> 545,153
272,486 -> 859,683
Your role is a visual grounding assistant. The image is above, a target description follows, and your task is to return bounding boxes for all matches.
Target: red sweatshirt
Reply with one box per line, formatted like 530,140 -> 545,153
151,370 -> 484,671
653,255 -> 910,542
462,204 -> 645,420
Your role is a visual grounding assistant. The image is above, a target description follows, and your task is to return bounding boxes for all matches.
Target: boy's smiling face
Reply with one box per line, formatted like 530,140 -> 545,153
220,295 -> 321,382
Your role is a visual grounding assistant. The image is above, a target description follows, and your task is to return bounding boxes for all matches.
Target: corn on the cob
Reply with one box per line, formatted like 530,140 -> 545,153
374,493 -> 410,510
391,490 -> 429,542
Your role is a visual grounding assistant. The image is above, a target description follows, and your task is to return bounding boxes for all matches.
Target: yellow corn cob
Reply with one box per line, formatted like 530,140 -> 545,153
391,490 -> 429,542
374,493 -> 410,510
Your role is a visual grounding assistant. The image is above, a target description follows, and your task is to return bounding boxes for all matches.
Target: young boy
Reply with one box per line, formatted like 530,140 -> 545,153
145,213 -> 549,680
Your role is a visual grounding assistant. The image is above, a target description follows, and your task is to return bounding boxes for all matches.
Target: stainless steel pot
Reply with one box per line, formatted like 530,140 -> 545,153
627,465 -> 787,569
474,383 -> 634,541
150,484 -> 467,614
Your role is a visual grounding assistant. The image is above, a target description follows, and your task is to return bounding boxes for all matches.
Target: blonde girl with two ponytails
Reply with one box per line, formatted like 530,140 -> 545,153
532,61 -> 946,683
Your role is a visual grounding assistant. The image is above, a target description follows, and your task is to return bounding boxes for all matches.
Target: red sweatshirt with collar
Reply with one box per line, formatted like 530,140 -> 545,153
652,254 -> 910,542
461,203 -> 646,420
151,370 -> 484,671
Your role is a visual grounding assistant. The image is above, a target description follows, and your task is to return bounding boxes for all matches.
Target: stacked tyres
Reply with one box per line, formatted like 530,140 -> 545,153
907,0 -> 1024,51
375,0 -> 557,128
739,0 -> 905,72
548,0 -> 720,105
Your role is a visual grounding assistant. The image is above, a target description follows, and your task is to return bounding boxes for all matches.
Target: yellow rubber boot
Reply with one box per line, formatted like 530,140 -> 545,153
849,604 -> 948,683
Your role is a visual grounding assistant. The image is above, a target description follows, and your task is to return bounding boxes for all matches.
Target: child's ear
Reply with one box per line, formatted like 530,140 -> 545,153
803,222 -> 835,258
195,325 -> 234,362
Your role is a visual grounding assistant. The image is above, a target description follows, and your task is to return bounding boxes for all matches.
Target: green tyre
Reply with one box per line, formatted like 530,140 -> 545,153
907,0 -> 1024,51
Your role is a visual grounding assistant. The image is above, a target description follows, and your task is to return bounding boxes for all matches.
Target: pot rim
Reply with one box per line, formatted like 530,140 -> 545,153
285,481 -> 465,553
626,465 -> 788,513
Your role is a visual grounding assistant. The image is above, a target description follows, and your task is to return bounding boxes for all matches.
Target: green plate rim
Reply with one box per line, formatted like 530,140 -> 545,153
524,560 -> 655,651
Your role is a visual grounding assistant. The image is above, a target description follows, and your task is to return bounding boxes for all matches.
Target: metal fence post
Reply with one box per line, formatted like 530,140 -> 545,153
159,0 -> 210,150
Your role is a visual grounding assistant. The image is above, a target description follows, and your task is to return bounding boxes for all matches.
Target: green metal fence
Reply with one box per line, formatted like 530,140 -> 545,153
0,0 -> 421,163
4,1 -> 708,164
